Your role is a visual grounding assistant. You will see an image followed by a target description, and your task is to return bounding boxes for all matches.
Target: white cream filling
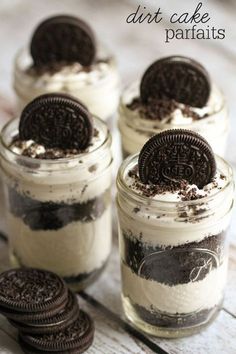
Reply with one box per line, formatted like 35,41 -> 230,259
119,212 -> 230,249
125,172 -> 227,202
122,81 -> 224,121
118,81 -> 229,156
5,118 -> 112,203
14,50 -> 120,121
9,207 -> 112,277
8,162 -> 112,204
121,262 -> 227,314
118,170 -> 232,247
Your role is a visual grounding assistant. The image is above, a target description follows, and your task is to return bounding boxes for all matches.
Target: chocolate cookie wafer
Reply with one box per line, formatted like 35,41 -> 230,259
0,268 -> 67,313
19,93 -> 94,150
30,15 -> 96,67
140,56 -> 211,108
138,129 -> 216,188
9,290 -> 79,334
20,310 -> 94,353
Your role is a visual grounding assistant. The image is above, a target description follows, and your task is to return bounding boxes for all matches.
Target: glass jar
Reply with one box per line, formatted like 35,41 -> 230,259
13,45 -> 120,123
116,154 -> 234,338
118,82 -> 229,158
0,116 -> 113,291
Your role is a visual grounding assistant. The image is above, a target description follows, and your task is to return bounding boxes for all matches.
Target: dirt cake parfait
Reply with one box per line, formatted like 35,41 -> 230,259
116,130 -> 234,337
0,93 -> 112,291
118,56 -> 229,158
13,15 -> 120,122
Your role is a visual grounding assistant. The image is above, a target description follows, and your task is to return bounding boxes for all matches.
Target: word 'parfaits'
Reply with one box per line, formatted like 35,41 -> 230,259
165,25 -> 225,43
126,2 -> 225,43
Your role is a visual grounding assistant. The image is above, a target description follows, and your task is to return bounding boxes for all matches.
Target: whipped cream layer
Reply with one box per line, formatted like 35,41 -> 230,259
9,207 -> 111,277
121,261 -> 227,314
117,157 -> 233,248
0,116 -> 113,282
14,47 -> 120,121
3,117 -> 112,203
118,81 -> 229,156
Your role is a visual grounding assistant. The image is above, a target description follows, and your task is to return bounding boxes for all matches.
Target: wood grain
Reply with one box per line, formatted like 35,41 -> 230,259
0,278 -> 155,354
0,0 -> 235,353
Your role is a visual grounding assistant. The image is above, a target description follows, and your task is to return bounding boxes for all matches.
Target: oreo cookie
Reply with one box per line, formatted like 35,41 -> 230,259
9,290 -> 79,334
138,129 -> 216,188
0,268 -> 67,313
20,310 -> 94,353
30,15 -> 96,67
140,56 -> 211,108
19,93 -> 94,150
0,297 -> 67,323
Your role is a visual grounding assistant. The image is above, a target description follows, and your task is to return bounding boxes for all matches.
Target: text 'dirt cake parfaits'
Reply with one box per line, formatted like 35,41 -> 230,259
116,129 -> 234,338
13,15 -> 120,122
118,56 -> 229,158
0,93 -> 113,291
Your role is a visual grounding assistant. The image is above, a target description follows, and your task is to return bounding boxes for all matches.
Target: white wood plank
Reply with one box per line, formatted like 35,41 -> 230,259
0,239 -> 10,273
0,1 -> 235,353
79,297 -> 154,354
152,311 -> 236,354
0,298 -> 153,354
0,329 -> 24,354
224,244 -> 236,316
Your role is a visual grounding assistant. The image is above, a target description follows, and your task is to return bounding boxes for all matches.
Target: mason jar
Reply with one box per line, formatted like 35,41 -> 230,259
118,82 -> 229,158
0,116 -> 112,291
116,154 -> 234,338
13,45 -> 120,124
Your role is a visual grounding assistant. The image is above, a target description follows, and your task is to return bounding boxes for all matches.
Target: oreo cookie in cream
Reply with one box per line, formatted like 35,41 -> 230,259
0,93 -> 113,291
116,129 -> 234,337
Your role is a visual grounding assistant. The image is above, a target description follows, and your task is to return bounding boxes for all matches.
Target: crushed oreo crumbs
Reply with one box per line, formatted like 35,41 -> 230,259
10,128 -> 99,160
128,166 -> 205,201
127,97 -> 205,121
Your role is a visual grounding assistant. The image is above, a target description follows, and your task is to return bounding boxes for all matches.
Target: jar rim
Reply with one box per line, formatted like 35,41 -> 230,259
119,80 -> 227,131
14,45 -> 117,77
0,115 -> 111,168
116,153 -> 234,208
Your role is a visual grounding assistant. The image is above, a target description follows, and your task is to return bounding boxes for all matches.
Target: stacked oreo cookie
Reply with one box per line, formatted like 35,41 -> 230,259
0,268 -> 94,353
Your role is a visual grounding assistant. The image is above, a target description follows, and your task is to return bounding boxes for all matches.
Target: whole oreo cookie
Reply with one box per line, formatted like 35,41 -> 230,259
140,56 -> 211,108
9,290 -> 79,334
19,93 -> 94,150
30,15 -> 96,67
138,129 -> 216,188
20,310 -> 94,353
0,268 -> 67,313
0,297 -> 67,323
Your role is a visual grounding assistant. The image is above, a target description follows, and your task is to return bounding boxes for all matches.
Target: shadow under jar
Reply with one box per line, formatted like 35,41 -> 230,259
0,116 -> 113,291
116,154 -> 234,338
118,82 -> 229,159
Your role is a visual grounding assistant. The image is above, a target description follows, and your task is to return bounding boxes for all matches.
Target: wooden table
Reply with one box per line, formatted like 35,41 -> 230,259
0,1 -> 236,353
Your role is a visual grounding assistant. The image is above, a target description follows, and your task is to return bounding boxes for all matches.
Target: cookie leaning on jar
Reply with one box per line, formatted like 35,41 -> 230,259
13,15 -> 120,123
118,56 -> 229,158
116,129 -> 234,338
0,93 -> 113,291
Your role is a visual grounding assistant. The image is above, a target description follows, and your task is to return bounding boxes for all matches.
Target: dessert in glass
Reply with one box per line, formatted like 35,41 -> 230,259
116,129 -> 234,337
118,56 -> 229,158
13,15 -> 120,123
0,93 -> 113,291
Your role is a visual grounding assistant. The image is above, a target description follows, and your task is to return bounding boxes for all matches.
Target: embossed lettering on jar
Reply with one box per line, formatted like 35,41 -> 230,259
116,154 -> 234,337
